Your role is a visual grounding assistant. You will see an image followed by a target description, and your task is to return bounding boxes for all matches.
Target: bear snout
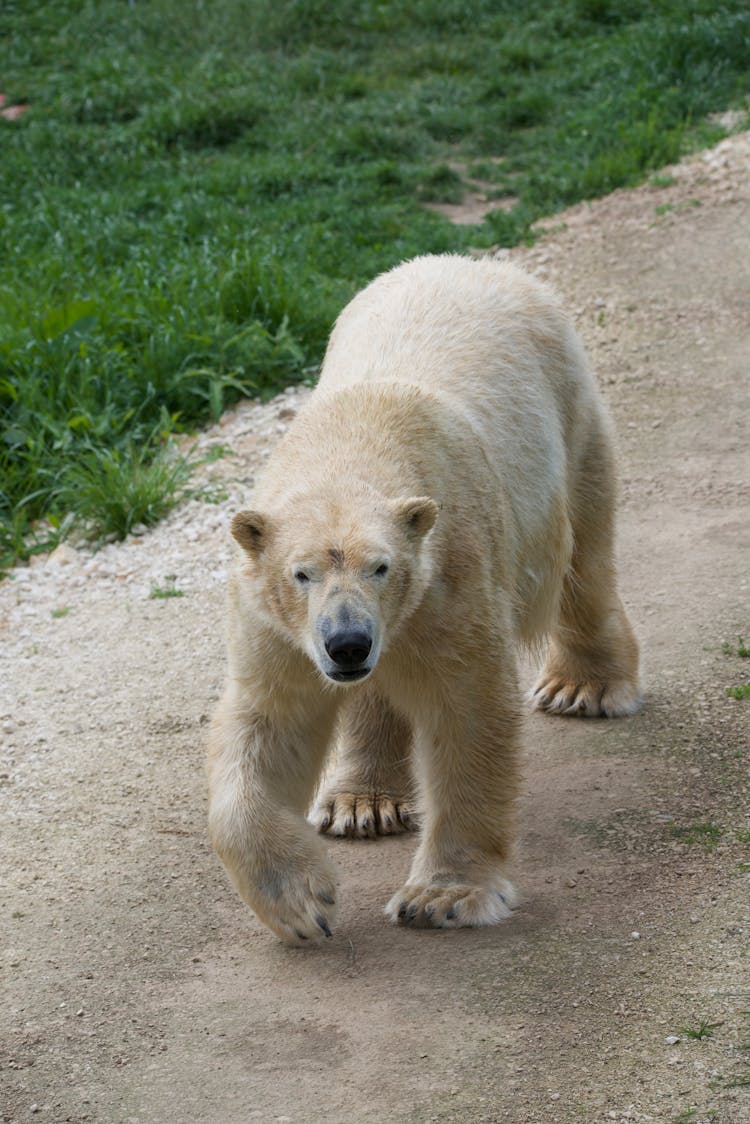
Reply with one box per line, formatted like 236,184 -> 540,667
324,627 -> 372,672
316,606 -> 381,683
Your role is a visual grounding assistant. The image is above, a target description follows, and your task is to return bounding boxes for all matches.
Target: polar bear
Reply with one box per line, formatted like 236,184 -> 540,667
207,254 -> 640,945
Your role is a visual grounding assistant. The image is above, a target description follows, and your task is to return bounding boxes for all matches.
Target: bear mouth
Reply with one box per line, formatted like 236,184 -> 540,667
326,668 -> 371,683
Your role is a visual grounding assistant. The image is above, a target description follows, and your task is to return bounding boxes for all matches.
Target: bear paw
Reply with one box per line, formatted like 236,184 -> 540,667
385,879 -> 517,929
240,857 -> 338,947
310,791 -> 417,838
529,673 -> 641,718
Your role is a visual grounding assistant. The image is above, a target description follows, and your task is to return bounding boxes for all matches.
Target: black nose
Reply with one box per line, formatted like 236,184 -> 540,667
325,628 -> 372,670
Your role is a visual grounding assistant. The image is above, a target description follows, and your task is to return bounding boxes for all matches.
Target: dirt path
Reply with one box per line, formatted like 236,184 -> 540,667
2,133 -> 749,1124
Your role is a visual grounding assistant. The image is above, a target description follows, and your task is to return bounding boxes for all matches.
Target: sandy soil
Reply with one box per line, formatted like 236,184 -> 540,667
2,132 -> 749,1124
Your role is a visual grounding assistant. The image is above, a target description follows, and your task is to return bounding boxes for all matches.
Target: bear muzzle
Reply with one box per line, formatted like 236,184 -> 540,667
314,604 -> 381,684
324,625 -> 373,682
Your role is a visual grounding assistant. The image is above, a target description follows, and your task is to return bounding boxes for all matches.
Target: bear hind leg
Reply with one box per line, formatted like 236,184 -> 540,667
530,594 -> 640,717
310,686 -> 417,838
531,432 -> 641,718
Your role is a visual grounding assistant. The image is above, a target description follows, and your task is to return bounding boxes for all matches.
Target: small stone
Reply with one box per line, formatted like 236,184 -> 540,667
631,931 -> 640,939
47,543 -> 79,567
665,1035 -> 681,1045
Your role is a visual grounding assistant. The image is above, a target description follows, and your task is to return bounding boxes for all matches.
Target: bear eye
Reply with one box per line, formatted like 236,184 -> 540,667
292,567 -> 310,586
374,563 -> 389,577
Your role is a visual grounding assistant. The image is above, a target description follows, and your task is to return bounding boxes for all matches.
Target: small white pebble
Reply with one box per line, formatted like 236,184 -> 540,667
631,931 -> 640,939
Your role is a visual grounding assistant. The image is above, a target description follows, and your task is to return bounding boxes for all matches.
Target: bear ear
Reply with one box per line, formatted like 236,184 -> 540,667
231,509 -> 271,557
391,496 -> 439,540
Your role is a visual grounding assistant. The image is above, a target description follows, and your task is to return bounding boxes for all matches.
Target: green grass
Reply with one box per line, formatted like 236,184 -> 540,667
650,173 -> 679,188
670,821 -> 722,847
2,1 -> 749,563
671,1111 -> 717,1124
149,576 -> 184,600
50,438 -> 195,543
723,638 -> 750,696
681,1020 -> 723,1040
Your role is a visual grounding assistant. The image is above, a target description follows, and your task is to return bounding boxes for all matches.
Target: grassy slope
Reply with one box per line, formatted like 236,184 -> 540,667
1,0 -> 748,560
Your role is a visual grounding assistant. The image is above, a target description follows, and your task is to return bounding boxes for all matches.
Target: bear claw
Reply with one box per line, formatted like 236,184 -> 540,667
316,915 -> 333,938
529,673 -> 641,719
386,879 -> 517,929
310,791 -> 418,838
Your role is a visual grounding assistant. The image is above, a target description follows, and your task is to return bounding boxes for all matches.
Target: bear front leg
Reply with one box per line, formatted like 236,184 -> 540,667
310,685 -> 417,839
207,685 -> 339,946
385,660 -> 520,929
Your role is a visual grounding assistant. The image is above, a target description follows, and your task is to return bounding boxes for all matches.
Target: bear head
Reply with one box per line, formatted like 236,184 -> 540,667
231,485 -> 438,685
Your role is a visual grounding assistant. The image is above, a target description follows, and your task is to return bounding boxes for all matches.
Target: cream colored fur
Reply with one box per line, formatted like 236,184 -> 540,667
207,254 -> 640,945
